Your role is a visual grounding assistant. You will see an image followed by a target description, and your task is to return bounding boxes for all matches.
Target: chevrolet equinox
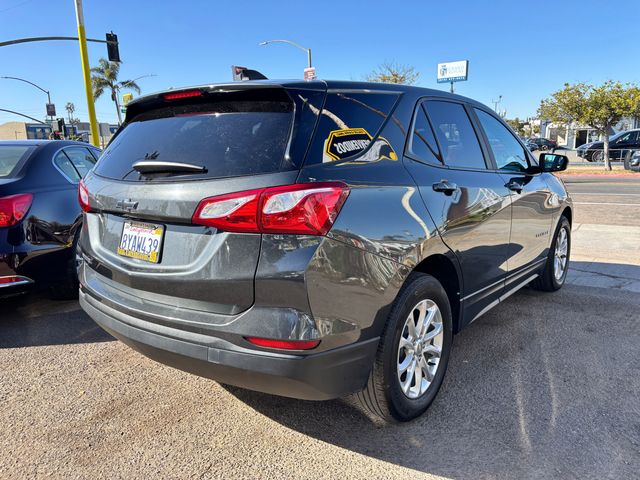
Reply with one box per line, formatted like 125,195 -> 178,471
78,80 -> 572,422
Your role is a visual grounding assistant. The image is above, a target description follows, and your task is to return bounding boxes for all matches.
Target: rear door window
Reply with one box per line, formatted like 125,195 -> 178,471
423,101 -> 487,170
305,91 -> 400,164
408,103 -> 442,165
63,147 -> 97,179
54,150 -> 81,183
94,88 -> 315,182
0,145 -> 34,178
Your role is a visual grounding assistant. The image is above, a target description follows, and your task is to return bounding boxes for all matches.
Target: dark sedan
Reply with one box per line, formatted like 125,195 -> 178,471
521,138 -> 539,152
528,137 -> 557,151
577,129 -> 640,162
0,140 -> 99,298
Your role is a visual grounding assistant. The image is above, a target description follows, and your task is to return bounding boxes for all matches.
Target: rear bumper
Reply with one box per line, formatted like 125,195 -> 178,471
0,249 -> 33,297
80,289 -> 378,400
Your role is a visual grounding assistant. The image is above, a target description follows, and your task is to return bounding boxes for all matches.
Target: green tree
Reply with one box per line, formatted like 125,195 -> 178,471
367,62 -> 419,85
538,81 -> 640,170
505,117 -> 526,137
91,58 -> 141,125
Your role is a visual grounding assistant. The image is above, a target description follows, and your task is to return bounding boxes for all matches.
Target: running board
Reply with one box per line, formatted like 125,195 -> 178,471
470,273 -> 539,324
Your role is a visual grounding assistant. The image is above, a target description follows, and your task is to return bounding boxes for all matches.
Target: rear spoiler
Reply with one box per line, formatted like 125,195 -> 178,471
123,81 -> 327,124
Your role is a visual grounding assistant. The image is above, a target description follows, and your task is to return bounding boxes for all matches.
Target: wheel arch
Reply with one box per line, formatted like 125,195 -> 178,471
561,205 -> 572,225
411,253 -> 463,333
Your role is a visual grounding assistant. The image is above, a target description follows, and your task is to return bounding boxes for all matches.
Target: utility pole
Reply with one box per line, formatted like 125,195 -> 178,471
259,39 -> 315,79
492,95 -> 502,113
73,0 -> 100,147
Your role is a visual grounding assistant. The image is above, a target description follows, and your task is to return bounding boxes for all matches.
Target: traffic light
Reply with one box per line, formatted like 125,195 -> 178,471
106,32 -> 120,63
56,117 -> 65,133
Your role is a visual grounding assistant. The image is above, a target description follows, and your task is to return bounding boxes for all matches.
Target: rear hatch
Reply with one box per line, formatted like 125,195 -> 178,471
81,82 -> 326,316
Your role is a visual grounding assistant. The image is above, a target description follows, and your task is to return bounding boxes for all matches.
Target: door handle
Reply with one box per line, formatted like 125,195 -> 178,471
432,180 -> 459,195
505,180 -> 524,193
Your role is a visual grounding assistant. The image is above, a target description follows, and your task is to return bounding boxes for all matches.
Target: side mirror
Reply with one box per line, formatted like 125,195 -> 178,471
539,153 -> 569,172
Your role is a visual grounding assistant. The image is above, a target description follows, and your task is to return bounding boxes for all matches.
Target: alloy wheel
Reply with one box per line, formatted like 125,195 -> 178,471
554,227 -> 569,281
397,299 -> 444,399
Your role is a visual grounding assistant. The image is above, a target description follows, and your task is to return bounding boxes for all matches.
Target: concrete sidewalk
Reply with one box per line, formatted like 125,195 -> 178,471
567,223 -> 640,292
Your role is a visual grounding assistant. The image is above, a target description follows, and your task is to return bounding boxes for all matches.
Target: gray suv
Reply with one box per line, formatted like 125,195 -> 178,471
78,80 -> 572,422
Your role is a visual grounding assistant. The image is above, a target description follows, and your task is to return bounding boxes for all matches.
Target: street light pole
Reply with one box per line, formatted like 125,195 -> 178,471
259,39 -> 314,77
73,0 -> 100,147
0,76 -> 52,121
492,95 -> 502,113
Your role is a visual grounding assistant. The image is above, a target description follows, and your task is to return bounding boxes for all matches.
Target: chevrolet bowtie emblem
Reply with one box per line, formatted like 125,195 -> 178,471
116,199 -> 139,211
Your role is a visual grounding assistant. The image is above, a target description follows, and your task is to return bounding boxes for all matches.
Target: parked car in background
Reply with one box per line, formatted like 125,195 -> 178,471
623,150 -> 640,172
521,137 -> 539,152
78,80 -> 572,422
528,137 -> 557,151
577,129 -> 640,162
0,140 -> 100,298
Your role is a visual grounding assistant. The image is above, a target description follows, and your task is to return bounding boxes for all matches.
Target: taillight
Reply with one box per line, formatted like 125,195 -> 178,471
78,179 -> 91,212
192,183 -> 349,235
245,337 -> 320,350
0,193 -> 33,227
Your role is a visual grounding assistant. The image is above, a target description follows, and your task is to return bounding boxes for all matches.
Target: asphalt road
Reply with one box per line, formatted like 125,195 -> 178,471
1,176 -> 639,480
563,175 -> 640,227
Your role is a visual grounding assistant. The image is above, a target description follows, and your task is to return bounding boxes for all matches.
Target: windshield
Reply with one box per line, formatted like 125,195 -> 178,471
608,132 -> 623,141
0,145 -> 34,178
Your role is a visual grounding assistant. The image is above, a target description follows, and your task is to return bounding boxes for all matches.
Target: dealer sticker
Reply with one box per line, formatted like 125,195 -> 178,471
323,128 -> 373,163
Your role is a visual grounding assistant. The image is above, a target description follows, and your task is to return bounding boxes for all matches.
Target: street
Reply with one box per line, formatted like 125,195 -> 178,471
1,176 -> 639,480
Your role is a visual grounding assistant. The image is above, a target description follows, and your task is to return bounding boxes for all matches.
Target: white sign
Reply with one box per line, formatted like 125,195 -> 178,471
437,60 -> 469,83
304,67 -> 316,81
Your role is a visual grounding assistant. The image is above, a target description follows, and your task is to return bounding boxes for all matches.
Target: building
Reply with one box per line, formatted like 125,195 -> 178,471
0,121 -> 52,140
0,121 -> 119,146
541,116 -> 640,149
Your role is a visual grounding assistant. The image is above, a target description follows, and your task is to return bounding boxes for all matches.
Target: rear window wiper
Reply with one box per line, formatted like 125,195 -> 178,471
132,160 -> 207,174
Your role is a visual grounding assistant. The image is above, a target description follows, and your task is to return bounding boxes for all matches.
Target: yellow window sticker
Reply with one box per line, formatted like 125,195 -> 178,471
323,128 -> 373,163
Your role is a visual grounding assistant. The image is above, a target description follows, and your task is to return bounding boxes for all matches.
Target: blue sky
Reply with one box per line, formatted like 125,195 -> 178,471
1,0 -> 639,125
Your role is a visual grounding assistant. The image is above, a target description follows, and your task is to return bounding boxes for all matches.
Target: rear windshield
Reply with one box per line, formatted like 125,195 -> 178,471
94,88 -> 315,182
0,145 -> 34,178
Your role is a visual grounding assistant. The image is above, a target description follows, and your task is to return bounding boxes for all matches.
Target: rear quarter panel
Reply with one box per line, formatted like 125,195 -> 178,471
297,92 -> 456,342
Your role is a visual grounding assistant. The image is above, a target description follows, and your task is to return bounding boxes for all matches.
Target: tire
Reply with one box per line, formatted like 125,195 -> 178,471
592,150 -> 604,163
49,233 -> 80,300
623,151 -> 632,170
540,144 -> 548,151
532,216 -> 571,292
353,273 -> 453,423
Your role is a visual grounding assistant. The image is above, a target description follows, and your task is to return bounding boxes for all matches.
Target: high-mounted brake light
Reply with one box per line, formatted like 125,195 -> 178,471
163,89 -> 203,101
192,183 -> 350,235
0,193 -> 33,228
245,337 -> 320,351
78,179 -> 91,212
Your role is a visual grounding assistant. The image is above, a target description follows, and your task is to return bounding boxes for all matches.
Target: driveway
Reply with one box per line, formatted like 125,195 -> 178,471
1,176 -> 639,480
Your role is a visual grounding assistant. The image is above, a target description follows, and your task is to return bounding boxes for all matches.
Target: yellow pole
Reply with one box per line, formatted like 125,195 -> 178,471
73,0 -> 100,147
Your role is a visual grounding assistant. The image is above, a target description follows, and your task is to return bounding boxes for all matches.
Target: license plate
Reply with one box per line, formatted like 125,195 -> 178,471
117,222 -> 164,263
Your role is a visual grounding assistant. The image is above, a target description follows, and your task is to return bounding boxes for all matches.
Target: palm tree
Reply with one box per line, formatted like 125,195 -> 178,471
65,102 -> 75,124
91,58 -> 141,124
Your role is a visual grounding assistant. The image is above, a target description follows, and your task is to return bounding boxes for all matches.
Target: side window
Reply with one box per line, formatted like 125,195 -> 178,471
474,109 -> 529,172
423,101 -> 486,170
306,92 -> 399,164
53,150 -> 81,183
63,147 -> 96,179
408,104 -> 441,164
88,147 -> 102,160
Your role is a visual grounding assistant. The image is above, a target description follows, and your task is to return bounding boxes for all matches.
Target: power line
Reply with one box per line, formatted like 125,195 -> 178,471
0,0 -> 35,14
